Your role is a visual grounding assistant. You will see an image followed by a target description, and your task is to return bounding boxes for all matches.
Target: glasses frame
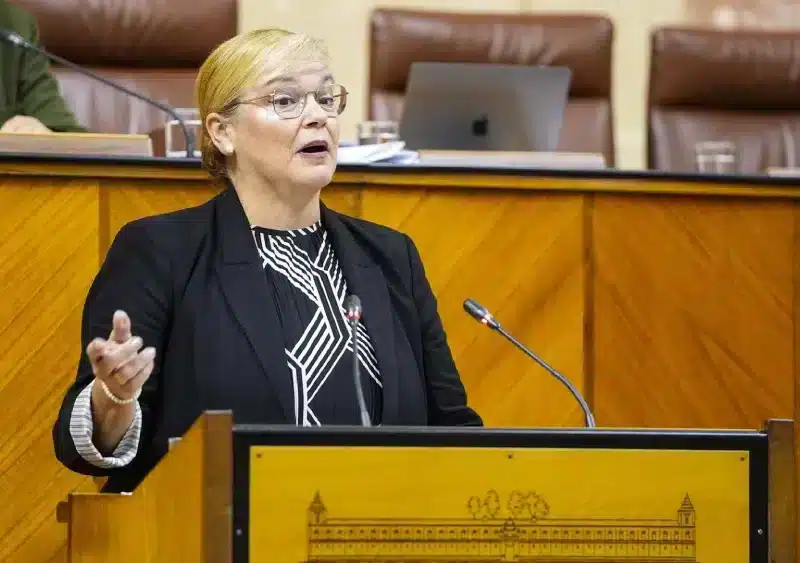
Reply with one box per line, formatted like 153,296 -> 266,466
231,84 -> 348,120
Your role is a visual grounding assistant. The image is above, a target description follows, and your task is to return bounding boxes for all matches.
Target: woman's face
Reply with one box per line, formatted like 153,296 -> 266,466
211,62 -> 343,195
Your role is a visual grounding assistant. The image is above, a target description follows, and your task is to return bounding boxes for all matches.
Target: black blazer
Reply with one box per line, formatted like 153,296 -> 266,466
52,186 -> 482,492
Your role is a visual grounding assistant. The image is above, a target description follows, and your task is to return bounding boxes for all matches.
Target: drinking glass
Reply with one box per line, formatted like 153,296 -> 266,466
165,108 -> 202,158
357,121 -> 399,145
694,140 -> 737,174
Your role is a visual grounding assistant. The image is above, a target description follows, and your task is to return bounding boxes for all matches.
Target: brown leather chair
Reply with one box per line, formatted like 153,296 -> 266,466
368,9 -> 615,165
13,0 -> 236,145
648,26 -> 800,173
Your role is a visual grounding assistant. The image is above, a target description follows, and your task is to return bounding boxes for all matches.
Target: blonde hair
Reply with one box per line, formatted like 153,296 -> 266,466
195,28 -> 330,180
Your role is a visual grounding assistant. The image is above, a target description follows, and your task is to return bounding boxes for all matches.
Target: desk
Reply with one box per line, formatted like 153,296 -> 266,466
0,154 -> 798,561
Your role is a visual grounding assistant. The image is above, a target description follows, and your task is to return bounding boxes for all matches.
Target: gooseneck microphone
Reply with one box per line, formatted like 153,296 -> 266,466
0,28 -> 194,157
344,295 -> 371,427
463,298 -> 596,428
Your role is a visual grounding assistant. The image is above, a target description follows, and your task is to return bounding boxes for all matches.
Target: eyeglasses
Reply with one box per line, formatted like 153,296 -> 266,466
233,84 -> 348,120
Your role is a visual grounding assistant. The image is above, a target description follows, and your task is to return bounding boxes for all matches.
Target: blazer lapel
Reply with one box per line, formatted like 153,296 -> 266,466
322,205 -> 400,424
213,188 -> 297,423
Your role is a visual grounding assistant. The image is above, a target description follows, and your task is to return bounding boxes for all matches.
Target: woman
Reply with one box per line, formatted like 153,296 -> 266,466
52,28 -> 482,493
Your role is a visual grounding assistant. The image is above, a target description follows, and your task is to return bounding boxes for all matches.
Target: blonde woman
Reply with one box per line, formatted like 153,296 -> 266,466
52,29 -> 482,493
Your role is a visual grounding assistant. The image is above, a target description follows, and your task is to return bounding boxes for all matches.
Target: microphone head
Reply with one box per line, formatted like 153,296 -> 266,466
0,29 -> 27,47
463,298 -> 500,330
344,294 -> 362,320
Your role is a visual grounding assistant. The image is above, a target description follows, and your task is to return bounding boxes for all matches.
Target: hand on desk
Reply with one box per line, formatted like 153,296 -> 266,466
0,115 -> 51,134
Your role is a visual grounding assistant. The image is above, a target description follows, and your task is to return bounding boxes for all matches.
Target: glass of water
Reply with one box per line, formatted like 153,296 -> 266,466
165,108 -> 202,158
357,121 -> 399,145
694,140 -> 737,174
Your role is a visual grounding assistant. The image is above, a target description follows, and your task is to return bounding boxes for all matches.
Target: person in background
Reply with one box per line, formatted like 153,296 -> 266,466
0,1 -> 84,133
52,27 -> 482,494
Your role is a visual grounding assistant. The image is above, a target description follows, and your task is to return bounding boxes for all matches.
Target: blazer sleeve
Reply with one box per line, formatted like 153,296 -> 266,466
13,13 -> 85,132
52,220 -> 171,476
405,235 -> 483,426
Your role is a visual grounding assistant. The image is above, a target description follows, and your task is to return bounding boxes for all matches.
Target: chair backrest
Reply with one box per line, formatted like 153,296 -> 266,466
648,26 -> 800,173
13,0 -> 236,136
368,9 -> 615,165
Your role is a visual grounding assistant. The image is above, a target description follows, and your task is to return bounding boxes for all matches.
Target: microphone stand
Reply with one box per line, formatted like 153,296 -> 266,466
496,324 -> 596,428
463,298 -> 596,428
0,29 -> 195,157
350,316 -> 371,427
345,295 -> 371,427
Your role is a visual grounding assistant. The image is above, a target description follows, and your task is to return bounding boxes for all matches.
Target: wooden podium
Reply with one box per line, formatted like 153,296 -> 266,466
57,413 -> 795,563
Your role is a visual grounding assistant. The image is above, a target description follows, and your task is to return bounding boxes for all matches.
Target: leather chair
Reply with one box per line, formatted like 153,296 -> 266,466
368,9 -> 615,165
13,0 -> 236,149
648,26 -> 800,173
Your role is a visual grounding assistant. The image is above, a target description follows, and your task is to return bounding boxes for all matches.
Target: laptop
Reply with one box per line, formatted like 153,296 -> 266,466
398,62 -> 572,153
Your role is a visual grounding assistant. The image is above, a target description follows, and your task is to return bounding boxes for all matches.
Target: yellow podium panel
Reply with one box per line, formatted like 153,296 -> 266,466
247,446 -> 751,563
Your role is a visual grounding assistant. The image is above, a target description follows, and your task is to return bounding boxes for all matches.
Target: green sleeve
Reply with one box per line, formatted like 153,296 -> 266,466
15,13 -> 85,132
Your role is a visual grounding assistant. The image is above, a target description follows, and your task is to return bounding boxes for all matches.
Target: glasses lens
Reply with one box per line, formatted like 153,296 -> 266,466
271,85 -> 347,118
316,85 -> 346,115
270,90 -> 303,118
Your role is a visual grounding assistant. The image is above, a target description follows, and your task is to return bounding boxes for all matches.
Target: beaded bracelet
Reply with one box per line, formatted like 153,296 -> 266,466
99,379 -> 141,405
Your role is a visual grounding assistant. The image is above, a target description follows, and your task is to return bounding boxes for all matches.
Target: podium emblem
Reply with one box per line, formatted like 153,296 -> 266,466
304,490 -> 697,562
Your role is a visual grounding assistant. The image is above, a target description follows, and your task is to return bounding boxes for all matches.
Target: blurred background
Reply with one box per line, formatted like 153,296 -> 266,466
244,0 -> 800,169
15,0 -> 800,170
242,0 -> 794,169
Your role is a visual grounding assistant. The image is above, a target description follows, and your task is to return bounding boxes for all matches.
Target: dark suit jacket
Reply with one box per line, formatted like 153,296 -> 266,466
52,186 -> 482,492
0,1 -> 84,131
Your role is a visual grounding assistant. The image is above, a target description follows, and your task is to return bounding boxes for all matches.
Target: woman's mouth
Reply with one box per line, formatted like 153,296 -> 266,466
298,140 -> 329,155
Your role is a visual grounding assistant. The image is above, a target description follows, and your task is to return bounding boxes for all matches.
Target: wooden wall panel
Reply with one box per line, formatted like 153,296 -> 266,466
593,194 -> 795,428
0,180 -> 101,562
322,184 -> 363,217
361,187 -> 587,427
795,204 -> 800,562
1,162 -> 798,560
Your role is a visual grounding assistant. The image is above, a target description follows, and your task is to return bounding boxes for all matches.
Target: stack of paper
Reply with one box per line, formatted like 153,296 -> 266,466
337,141 -> 419,165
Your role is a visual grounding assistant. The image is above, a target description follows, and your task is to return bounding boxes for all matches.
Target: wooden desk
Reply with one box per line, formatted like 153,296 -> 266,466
0,154 -> 798,561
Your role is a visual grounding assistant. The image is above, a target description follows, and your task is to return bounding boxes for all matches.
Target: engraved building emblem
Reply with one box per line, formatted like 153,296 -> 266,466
303,490 -> 698,562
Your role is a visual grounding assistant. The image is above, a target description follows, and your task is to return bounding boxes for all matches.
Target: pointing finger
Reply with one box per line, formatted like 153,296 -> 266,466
109,310 -> 131,344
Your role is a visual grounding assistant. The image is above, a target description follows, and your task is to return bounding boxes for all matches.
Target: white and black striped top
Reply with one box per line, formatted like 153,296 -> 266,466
250,221 -> 383,426
69,220 -> 383,468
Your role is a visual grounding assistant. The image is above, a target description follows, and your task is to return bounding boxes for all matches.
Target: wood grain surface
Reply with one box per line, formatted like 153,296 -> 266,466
593,195 -> 794,428
65,412 -> 233,563
0,160 -> 797,561
361,186 -> 588,427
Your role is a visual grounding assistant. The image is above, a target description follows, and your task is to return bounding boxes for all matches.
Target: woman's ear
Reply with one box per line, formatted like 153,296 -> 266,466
206,112 -> 235,155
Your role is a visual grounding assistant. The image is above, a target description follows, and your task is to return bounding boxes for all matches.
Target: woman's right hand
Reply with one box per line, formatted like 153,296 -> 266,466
87,310 -> 156,403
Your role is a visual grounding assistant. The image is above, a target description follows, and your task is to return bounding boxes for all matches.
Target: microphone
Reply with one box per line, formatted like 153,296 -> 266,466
344,294 -> 371,427
0,28 -> 194,158
463,298 -> 596,428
